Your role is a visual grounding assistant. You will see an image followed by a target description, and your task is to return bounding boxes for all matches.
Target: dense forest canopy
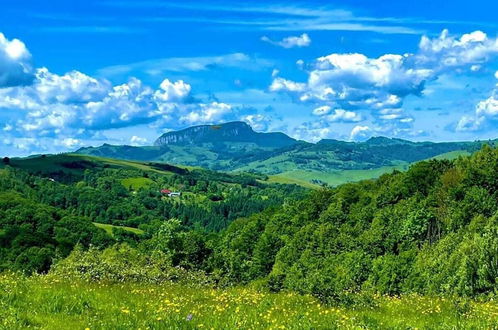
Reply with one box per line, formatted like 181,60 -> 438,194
2,146 -> 498,302
0,155 -> 304,273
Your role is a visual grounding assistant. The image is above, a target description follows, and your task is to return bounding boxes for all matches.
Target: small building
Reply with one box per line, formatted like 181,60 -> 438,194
161,189 -> 181,197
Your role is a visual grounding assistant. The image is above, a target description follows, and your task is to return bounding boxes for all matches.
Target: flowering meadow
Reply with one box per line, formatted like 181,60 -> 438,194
1,273 -> 498,329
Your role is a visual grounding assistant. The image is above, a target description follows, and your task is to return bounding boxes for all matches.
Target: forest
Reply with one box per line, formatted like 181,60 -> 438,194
2,147 -> 498,327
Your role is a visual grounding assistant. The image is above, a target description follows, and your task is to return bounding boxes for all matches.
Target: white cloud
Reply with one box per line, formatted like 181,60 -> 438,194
0,65 -> 236,144
269,77 -> 306,93
154,79 -> 191,102
350,125 -> 373,141
98,53 -> 273,77
130,135 -> 148,145
271,30 -> 498,136
115,3 -> 424,35
326,109 -> 362,123
180,102 -> 233,124
241,114 -> 271,131
261,33 -> 311,48
417,30 -> 498,72
292,122 -> 334,142
0,33 -> 33,87
456,75 -> 498,132
312,105 -> 331,116
60,138 -> 82,148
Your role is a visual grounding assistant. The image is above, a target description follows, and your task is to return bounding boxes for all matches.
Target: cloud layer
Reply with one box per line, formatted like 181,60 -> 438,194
0,33 -> 34,87
0,66 -> 238,152
261,33 -> 311,48
270,30 -> 498,140
457,71 -> 498,132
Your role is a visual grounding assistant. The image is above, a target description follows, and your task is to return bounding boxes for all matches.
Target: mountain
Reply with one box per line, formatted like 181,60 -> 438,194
154,121 -> 297,148
76,121 -> 497,186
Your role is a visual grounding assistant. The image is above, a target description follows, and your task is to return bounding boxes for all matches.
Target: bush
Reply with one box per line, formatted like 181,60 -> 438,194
50,244 -> 212,286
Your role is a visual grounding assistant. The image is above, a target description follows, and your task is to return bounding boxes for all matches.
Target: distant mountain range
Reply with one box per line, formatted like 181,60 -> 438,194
76,121 -> 496,186
154,121 -> 296,148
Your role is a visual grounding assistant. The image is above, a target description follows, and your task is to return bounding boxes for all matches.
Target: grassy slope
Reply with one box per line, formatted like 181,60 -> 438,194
0,154 -> 181,177
92,222 -> 144,236
268,165 -> 409,188
1,274 -> 497,329
268,150 -> 473,188
121,177 -> 154,190
429,149 -> 471,160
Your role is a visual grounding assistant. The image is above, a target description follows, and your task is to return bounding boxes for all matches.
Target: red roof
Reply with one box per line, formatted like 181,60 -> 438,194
161,189 -> 172,194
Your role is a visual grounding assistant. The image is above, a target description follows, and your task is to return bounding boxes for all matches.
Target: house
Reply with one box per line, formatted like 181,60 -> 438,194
161,189 -> 181,197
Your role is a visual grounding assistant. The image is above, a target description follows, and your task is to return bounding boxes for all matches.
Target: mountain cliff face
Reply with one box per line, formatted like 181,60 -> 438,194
76,121 -> 495,181
154,121 -> 297,148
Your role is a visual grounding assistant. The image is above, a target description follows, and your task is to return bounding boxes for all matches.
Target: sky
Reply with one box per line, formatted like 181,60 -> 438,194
1,0 -> 498,156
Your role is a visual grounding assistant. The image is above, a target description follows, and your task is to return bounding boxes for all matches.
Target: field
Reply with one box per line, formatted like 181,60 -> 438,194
1,273 -> 497,329
92,222 -> 144,236
428,150 -> 471,160
266,150 -> 473,188
268,165 -> 408,188
121,177 -> 155,190
0,154 -> 180,176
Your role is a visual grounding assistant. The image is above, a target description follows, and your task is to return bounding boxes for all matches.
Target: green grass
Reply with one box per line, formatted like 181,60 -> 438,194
428,150 -> 471,160
121,177 -> 154,190
266,150 -> 473,188
1,154 -> 179,176
269,165 -> 408,188
93,223 -> 144,236
1,273 -> 497,329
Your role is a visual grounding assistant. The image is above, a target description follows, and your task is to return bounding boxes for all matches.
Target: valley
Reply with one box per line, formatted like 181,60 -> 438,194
76,121 -> 492,187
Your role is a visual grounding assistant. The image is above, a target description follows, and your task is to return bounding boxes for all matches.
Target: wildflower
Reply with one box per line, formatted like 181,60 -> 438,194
186,314 -> 193,321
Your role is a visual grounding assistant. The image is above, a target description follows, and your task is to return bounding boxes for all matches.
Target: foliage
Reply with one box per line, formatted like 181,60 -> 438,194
1,273 -> 498,329
213,146 -> 498,299
4,145 -> 498,305
0,155 -> 304,273
50,244 -> 210,285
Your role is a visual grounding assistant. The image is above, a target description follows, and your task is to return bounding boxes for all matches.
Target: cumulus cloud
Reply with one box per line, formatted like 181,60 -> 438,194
179,102 -> 233,125
292,121 -> 334,142
270,30 -> 498,136
0,33 -> 34,87
326,109 -> 362,123
241,114 -> 272,131
269,77 -> 306,93
312,106 -> 362,123
417,30 -> 498,72
457,72 -> 498,132
60,138 -> 82,148
0,66 -> 237,148
261,33 -> 311,48
312,105 -> 331,116
130,135 -> 148,146
350,125 -> 373,141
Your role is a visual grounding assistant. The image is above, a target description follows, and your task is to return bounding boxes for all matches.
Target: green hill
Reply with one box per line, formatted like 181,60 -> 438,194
75,122 -> 495,187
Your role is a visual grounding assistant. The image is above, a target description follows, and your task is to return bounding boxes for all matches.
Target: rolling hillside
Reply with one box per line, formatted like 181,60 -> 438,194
75,121 -> 496,186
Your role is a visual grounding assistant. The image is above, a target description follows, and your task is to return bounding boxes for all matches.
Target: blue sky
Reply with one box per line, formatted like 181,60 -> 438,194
1,0 -> 498,156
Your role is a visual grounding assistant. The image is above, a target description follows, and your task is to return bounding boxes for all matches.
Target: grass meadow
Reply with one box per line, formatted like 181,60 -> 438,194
1,273 -> 498,329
